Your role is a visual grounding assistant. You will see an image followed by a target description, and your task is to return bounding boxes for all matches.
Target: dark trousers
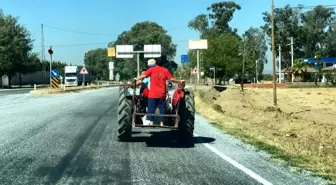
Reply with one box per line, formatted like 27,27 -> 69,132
147,98 -> 166,122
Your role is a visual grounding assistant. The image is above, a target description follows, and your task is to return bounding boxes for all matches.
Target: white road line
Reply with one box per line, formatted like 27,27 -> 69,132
194,133 -> 273,185
0,88 -> 32,92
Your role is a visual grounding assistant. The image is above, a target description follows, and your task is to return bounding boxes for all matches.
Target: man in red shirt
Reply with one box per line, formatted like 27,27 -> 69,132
134,57 -> 185,126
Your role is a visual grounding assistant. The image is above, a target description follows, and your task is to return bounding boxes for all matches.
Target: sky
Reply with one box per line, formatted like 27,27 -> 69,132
1,0 -> 335,74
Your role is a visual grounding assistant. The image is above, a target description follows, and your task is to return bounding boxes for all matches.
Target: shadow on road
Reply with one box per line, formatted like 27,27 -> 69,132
130,130 -> 216,148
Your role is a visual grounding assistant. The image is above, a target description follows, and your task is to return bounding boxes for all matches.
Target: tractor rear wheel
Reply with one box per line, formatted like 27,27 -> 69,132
117,87 -> 132,141
178,89 -> 195,143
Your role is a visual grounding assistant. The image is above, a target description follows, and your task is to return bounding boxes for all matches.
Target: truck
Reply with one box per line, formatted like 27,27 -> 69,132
64,65 -> 92,87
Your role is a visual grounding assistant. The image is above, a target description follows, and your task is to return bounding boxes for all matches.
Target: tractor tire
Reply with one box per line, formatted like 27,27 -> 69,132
178,89 -> 195,143
117,87 -> 132,141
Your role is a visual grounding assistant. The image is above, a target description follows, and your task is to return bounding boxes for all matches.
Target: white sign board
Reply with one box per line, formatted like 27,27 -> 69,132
116,45 -> 134,58
189,39 -> 208,50
109,61 -> 114,69
109,70 -> 114,80
144,44 -> 161,58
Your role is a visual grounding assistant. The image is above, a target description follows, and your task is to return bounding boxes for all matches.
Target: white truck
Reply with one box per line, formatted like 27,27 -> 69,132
64,65 -> 91,87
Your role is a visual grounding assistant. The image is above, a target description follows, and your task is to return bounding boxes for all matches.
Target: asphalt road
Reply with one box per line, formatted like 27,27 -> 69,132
0,87 -> 331,185
0,88 -> 32,96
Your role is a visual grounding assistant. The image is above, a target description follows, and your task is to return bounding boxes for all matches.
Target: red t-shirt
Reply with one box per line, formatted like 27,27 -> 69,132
144,66 -> 172,98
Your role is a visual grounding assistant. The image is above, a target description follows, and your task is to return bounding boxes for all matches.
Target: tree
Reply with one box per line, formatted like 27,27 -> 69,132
0,10 -> 35,87
262,5 -> 303,68
243,27 -> 268,80
299,6 -> 335,57
84,48 -> 109,81
207,1 -> 241,34
323,25 -> 336,56
187,1 -> 244,83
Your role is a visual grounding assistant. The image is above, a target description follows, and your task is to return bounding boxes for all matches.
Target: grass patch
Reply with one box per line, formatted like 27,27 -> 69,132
209,122 -> 304,167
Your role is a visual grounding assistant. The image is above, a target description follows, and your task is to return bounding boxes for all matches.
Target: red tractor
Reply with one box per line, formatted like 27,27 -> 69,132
117,81 -> 195,143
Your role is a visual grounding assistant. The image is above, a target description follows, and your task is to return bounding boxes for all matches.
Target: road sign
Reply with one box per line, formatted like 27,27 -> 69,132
116,45 -> 134,58
144,45 -> 161,58
192,67 -> 198,74
48,46 -> 53,55
209,66 -> 215,71
188,39 -> 208,50
51,77 -> 58,89
109,61 -> 114,70
50,69 -> 59,78
116,73 -> 120,81
181,55 -> 189,64
80,66 -> 89,74
107,47 -> 116,57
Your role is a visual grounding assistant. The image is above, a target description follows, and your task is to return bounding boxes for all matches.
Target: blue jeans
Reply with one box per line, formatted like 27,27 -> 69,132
147,98 -> 166,123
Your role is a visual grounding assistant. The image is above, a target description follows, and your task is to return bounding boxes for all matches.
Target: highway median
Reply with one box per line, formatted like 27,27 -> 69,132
30,84 -> 121,96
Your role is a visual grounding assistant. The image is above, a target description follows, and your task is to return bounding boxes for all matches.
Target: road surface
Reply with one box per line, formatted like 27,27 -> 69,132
0,87 -> 330,185
0,88 -> 32,96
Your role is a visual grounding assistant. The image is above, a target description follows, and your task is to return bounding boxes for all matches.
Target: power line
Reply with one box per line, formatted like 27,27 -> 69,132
33,40 -> 188,48
42,24 -> 189,36
31,27 -> 41,38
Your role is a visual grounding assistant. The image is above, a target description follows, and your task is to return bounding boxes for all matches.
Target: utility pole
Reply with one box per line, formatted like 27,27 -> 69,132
197,49 -> 200,84
255,60 -> 258,83
271,0 -> 277,106
278,45 -> 282,83
290,37 -> 294,82
41,23 -> 46,84
241,36 -> 246,92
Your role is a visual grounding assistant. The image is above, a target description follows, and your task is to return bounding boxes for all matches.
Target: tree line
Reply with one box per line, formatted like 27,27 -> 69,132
84,22 -> 178,81
176,1 -> 336,83
0,9 -> 67,87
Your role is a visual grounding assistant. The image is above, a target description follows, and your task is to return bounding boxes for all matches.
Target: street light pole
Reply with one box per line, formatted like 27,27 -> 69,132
271,0 -> 277,106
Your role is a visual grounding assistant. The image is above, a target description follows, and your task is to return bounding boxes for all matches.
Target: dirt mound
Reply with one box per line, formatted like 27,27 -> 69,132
196,86 -> 336,180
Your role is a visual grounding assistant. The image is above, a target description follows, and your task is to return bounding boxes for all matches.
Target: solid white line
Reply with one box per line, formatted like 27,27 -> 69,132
0,88 -> 32,92
194,133 -> 273,185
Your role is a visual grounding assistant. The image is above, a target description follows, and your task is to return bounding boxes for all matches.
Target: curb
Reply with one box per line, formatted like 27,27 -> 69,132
30,85 -> 121,96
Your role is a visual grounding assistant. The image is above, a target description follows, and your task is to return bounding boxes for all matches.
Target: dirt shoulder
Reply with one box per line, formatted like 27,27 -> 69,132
195,86 -> 336,181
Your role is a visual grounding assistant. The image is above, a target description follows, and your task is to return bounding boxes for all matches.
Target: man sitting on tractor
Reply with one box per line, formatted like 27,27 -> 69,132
134,56 -> 185,126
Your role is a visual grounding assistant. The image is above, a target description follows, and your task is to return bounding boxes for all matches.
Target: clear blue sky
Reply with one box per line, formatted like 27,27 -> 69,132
1,0 -> 334,74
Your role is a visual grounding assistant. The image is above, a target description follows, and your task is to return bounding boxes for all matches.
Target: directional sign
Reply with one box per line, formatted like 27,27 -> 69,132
209,66 -> 215,71
50,69 -> 59,78
144,44 -> 161,58
109,61 -> 114,70
116,73 -> 120,81
80,66 -> 89,74
181,55 -> 189,64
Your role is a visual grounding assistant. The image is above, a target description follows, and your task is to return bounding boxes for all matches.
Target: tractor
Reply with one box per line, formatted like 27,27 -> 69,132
117,80 -> 195,143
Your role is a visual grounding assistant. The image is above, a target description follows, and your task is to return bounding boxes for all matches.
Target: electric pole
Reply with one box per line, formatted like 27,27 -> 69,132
241,36 -> 246,92
278,45 -> 282,83
290,37 -> 294,82
271,0 -> 277,106
256,60 -> 258,83
41,23 -> 46,84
